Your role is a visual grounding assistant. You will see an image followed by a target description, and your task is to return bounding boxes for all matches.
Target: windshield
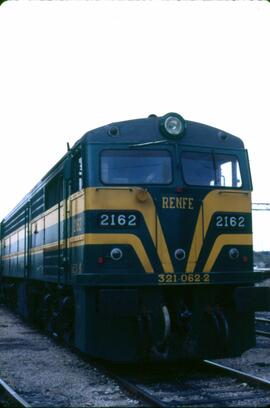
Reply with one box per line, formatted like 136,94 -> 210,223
182,151 -> 242,187
101,150 -> 172,184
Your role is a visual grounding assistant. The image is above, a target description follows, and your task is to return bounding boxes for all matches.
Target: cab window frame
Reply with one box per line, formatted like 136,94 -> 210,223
99,148 -> 174,186
181,149 -> 243,189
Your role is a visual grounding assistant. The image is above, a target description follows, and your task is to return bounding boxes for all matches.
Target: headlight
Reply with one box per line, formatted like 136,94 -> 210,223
110,248 -> 123,261
229,248 -> 239,260
174,248 -> 186,261
160,112 -> 186,139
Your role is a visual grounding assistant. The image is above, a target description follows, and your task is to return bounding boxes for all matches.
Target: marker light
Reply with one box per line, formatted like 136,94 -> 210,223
160,113 -> 186,139
98,256 -> 105,264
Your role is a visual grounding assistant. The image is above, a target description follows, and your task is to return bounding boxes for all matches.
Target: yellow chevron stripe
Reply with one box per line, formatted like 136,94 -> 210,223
203,233 -> 252,272
186,190 -> 251,273
83,233 -> 154,273
185,208 -> 204,273
157,218 -> 174,272
85,187 -> 173,273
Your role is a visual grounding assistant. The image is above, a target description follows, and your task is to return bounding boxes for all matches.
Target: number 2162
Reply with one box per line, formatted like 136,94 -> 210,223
215,215 -> 245,228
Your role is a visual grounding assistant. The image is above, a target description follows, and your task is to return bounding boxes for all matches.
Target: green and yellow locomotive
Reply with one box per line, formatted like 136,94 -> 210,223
1,113 -> 269,362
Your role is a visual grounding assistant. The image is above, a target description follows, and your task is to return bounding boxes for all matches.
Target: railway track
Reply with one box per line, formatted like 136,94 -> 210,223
256,317 -> 270,338
0,377 -> 30,407
106,360 -> 270,407
1,304 -> 269,407
2,358 -> 270,408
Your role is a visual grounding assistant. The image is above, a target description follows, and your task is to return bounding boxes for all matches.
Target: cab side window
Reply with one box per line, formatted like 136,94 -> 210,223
45,174 -> 63,210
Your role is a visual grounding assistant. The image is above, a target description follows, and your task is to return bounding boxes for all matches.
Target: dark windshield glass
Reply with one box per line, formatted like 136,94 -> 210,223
182,152 -> 215,186
182,151 -> 242,187
101,150 -> 172,184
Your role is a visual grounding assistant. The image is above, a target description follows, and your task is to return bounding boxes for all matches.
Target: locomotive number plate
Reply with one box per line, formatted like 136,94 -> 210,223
158,273 -> 210,284
215,215 -> 246,228
98,213 -> 138,227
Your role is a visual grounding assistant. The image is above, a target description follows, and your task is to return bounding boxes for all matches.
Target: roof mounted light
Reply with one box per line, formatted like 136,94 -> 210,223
159,112 -> 186,139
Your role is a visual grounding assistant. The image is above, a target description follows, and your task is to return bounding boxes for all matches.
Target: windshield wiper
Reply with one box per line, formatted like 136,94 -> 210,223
128,139 -> 180,167
129,140 -> 169,148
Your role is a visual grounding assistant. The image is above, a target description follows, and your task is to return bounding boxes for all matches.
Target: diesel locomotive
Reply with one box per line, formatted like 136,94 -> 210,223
1,112 -> 270,362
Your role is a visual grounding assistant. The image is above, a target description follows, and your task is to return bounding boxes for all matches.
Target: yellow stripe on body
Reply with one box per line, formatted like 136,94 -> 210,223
2,239 -> 65,259
203,233 -> 252,272
44,205 -> 64,230
25,196 -> 76,256
69,234 -> 84,245
2,251 -> 25,260
31,241 -> 65,255
30,202 -> 65,228
69,190 -> 85,222
4,240 -> 68,259
1,205 -> 65,251
186,190 -> 252,273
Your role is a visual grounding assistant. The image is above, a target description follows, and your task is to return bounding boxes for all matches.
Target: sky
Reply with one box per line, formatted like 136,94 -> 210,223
0,1 -> 270,250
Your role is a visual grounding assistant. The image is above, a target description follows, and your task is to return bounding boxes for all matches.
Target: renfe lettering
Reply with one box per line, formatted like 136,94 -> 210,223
162,196 -> 194,210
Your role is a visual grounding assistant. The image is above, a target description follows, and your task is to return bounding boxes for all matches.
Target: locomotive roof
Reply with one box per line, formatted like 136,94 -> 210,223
79,115 -> 245,149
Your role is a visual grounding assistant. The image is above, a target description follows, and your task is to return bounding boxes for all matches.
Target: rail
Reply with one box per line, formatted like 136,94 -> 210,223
0,377 -> 30,407
255,316 -> 270,338
204,359 -> 270,388
95,360 -> 270,407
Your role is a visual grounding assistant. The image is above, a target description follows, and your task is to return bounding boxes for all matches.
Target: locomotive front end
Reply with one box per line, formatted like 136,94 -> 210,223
71,113 -> 269,362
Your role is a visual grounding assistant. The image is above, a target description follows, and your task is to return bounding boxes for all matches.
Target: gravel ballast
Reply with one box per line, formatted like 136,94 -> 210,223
0,305 -> 140,407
